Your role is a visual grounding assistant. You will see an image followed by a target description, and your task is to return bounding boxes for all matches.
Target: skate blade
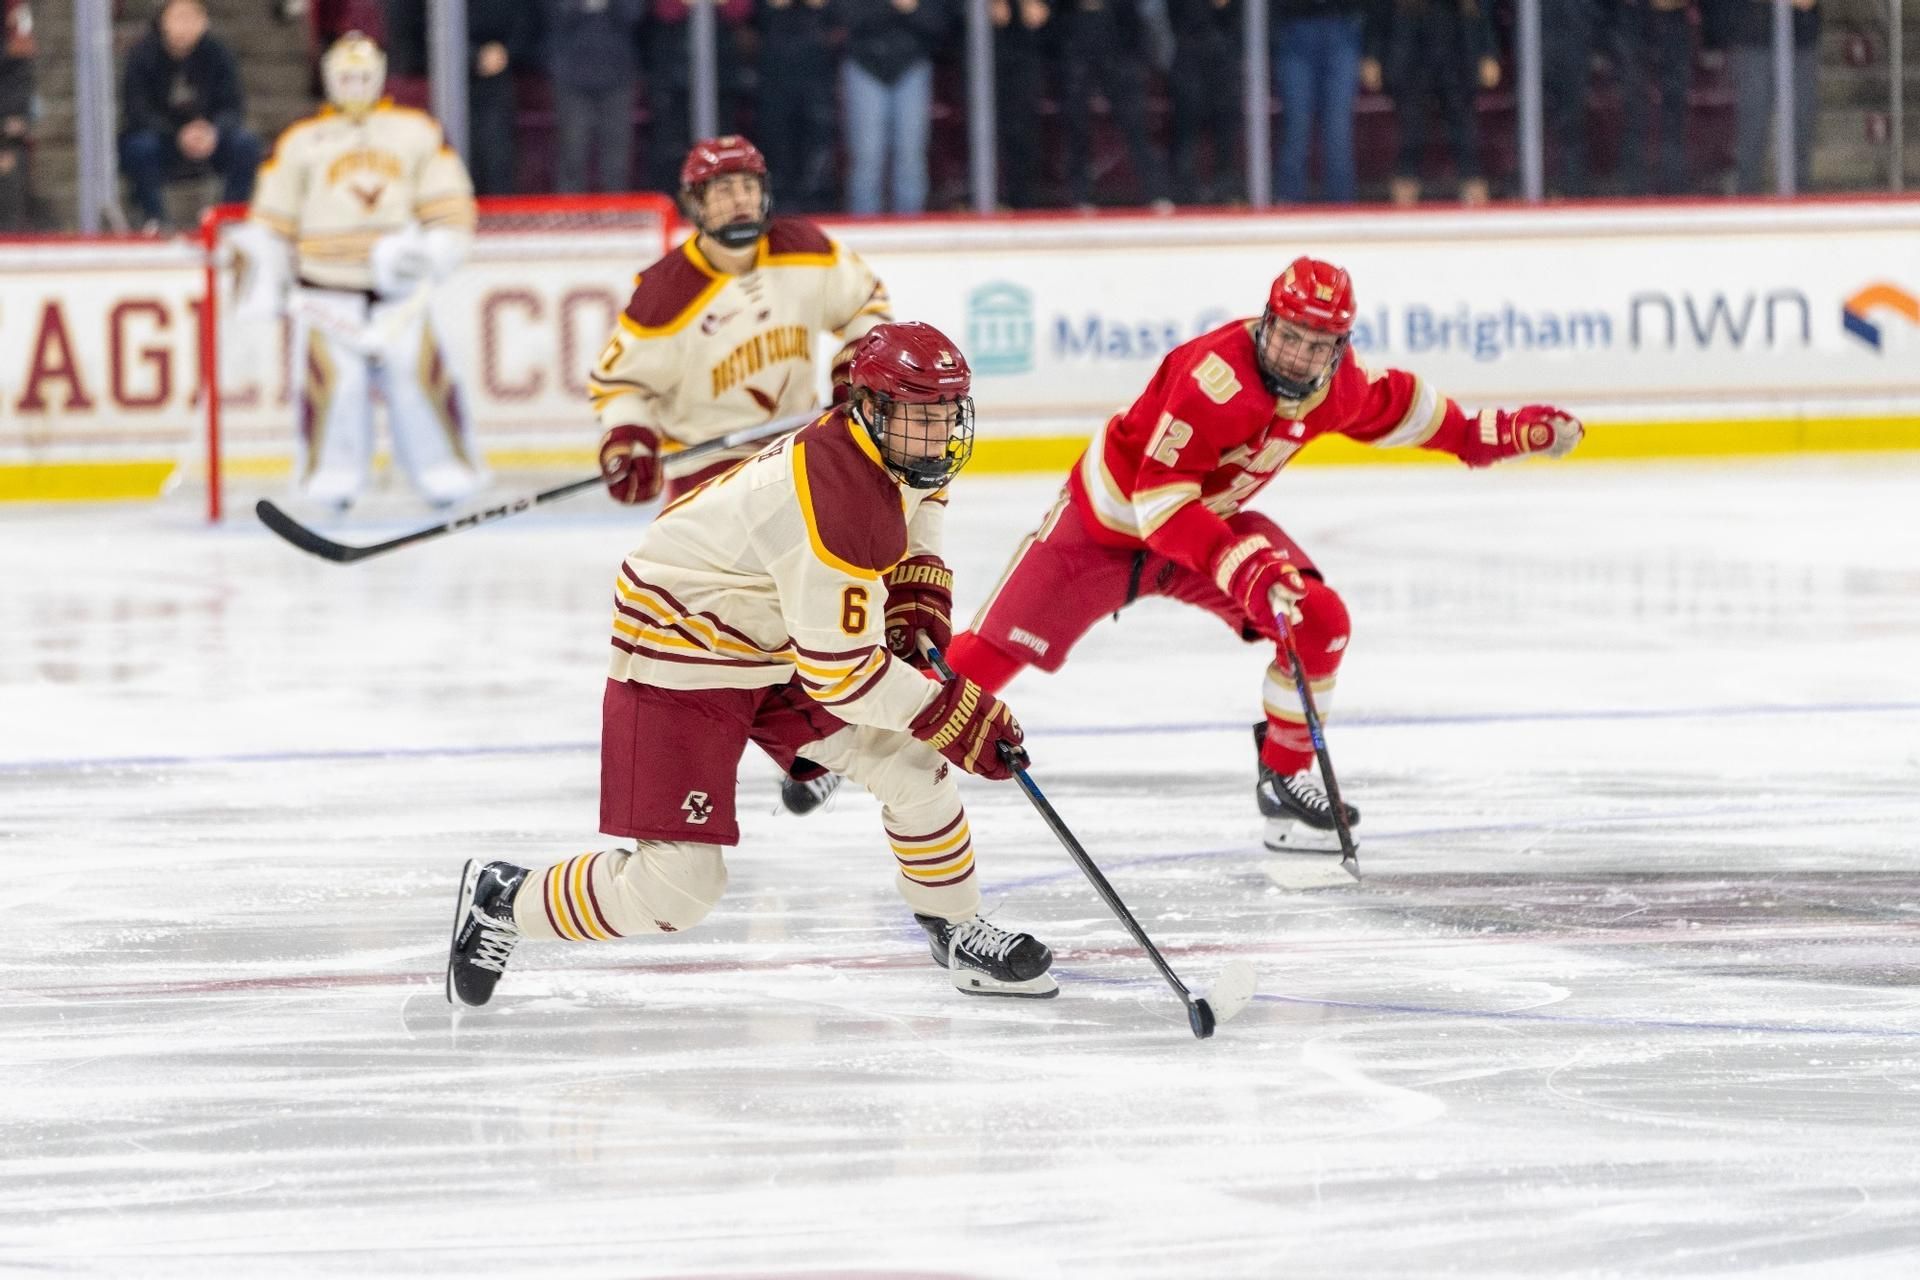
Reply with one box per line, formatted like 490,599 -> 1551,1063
445,858 -> 482,1006
1203,960 -> 1258,1025
950,969 -> 1060,999
1264,856 -> 1361,891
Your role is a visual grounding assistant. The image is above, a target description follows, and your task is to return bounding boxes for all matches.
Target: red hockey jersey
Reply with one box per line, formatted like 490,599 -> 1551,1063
1066,317 -> 1492,577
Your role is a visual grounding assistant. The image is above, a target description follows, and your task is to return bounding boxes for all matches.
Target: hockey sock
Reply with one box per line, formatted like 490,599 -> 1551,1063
943,631 -> 1027,695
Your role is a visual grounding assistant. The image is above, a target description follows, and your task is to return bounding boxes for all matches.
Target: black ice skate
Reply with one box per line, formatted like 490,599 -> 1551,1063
779,758 -> 842,817
446,859 -> 530,1007
1254,723 -> 1359,854
914,913 -> 1059,999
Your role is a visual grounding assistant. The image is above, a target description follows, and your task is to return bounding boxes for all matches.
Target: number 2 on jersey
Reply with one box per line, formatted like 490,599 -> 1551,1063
1147,412 -> 1194,467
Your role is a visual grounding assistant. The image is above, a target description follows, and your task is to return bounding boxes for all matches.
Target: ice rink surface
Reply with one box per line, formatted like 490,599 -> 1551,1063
4,456 -> 1919,1278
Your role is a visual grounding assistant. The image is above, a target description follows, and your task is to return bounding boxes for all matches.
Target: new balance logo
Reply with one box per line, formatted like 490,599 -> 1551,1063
1009,626 -> 1050,657
682,791 -> 714,824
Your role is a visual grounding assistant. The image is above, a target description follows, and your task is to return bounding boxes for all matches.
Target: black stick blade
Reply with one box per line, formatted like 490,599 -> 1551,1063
255,499 -> 364,563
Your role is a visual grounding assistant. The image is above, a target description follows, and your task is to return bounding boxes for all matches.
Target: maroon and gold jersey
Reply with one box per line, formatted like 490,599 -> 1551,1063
608,410 -> 944,733
1065,317 -> 1482,575
587,218 -> 891,467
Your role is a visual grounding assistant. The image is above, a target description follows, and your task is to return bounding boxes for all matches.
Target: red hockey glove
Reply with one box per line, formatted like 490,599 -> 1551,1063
910,675 -> 1027,781
884,555 -> 954,669
1212,535 -> 1307,643
599,425 -> 663,504
1482,405 -> 1583,463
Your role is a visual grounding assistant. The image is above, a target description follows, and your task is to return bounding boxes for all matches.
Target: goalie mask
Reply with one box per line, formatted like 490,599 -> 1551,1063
322,32 -> 387,117
680,136 -> 770,252
1256,257 -> 1356,401
848,322 -> 976,491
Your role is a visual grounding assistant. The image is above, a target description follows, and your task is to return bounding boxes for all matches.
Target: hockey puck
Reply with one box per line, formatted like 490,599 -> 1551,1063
1188,998 -> 1216,1039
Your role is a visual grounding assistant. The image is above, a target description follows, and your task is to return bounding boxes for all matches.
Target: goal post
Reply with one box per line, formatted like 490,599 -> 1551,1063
196,192 -> 680,522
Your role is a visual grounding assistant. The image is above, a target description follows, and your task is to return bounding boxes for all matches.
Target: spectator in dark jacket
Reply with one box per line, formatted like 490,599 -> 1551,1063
1270,0 -> 1365,203
1379,0 -> 1498,205
0,0 -> 34,231
1169,0 -> 1241,205
117,0 -> 263,231
758,0 -> 839,212
1060,0 -> 1171,207
990,0 -> 1051,208
837,0 -> 955,214
1706,0 -> 1819,194
643,0 -> 753,193
385,1 -> 541,194
546,0 -> 645,194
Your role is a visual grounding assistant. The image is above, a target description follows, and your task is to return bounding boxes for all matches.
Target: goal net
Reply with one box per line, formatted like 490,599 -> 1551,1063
196,193 -> 678,521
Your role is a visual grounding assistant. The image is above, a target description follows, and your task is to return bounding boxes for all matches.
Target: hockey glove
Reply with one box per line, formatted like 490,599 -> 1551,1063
910,675 -> 1026,781
599,425 -> 663,504
1481,405 -> 1584,463
1213,536 -> 1307,643
884,555 -> 954,668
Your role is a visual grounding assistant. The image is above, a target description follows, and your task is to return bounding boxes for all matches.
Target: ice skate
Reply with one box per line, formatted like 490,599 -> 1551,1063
1254,724 -> 1358,855
914,913 -> 1058,998
446,859 -> 530,1007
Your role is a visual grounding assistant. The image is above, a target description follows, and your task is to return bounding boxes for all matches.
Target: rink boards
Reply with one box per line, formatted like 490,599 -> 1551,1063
3,199 -> 1919,501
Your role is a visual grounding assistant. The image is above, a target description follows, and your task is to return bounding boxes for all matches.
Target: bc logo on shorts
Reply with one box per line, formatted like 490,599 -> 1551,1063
682,791 -> 714,824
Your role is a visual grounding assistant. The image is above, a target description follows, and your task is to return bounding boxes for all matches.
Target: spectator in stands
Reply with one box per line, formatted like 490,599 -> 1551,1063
546,0 -> 644,194
1539,0 -> 1599,195
1611,0 -> 1695,196
117,0 -> 263,233
990,0 -> 1050,209
838,0 -> 955,214
643,0 -> 752,195
1060,0 -> 1172,209
466,0 -> 540,195
1706,0 -> 1820,194
758,0 -> 839,212
1168,0 -> 1241,205
0,0 -> 32,231
1270,0 -> 1365,203
1379,0 -> 1498,206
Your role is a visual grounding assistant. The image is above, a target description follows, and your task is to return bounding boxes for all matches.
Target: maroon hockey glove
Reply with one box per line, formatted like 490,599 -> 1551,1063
599,425 -> 663,504
1212,536 -> 1306,643
885,555 -> 954,668
1481,405 -> 1583,463
910,675 -> 1027,782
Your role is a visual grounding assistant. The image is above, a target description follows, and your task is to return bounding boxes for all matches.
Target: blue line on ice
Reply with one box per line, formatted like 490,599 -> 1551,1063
5,699 -> 1917,775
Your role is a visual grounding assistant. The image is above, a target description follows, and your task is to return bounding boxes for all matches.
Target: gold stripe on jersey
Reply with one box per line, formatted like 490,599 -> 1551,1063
759,241 -> 838,269
792,436 -> 887,580
614,575 -> 790,665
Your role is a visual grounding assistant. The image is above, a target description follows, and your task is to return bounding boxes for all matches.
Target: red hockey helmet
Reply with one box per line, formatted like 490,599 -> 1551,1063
679,136 -> 770,250
848,322 -> 976,490
1257,256 -> 1355,399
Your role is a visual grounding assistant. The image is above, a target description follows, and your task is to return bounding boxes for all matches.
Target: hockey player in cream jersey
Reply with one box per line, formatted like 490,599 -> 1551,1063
447,322 -> 1056,1008
235,32 -> 484,508
591,135 -> 892,507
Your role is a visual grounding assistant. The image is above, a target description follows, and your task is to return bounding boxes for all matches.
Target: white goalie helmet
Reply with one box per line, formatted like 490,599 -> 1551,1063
322,32 -> 387,116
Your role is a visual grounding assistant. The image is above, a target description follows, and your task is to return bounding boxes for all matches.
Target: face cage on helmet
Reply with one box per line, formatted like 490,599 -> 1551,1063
855,391 -> 977,490
685,176 -> 770,250
1255,312 -> 1349,401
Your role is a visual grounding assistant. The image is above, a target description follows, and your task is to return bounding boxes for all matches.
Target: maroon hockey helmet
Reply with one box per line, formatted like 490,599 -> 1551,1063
848,322 -> 976,490
679,136 -> 770,250
1257,256 -> 1356,399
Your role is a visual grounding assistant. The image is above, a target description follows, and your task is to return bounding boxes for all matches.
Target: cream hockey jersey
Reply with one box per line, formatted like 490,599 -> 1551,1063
247,100 -> 476,290
588,220 -> 891,463
609,411 -> 946,733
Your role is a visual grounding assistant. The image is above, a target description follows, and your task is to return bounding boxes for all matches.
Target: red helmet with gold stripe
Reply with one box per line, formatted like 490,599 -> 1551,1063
1257,256 -> 1355,399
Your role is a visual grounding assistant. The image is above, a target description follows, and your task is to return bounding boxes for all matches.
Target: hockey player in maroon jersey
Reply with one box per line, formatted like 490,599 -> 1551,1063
447,322 -> 1055,1008
945,257 -> 1583,856
592,135 -> 894,820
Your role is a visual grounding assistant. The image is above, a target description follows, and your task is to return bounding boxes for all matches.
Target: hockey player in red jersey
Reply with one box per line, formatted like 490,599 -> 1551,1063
945,257 -> 1583,856
448,322 -> 1055,1009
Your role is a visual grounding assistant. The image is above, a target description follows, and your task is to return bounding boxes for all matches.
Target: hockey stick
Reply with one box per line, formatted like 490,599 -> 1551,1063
923,640 -> 1257,1040
255,412 -> 816,564
1276,615 -> 1361,882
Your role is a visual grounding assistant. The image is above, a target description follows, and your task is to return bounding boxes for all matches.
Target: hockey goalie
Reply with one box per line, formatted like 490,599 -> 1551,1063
232,32 -> 485,509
